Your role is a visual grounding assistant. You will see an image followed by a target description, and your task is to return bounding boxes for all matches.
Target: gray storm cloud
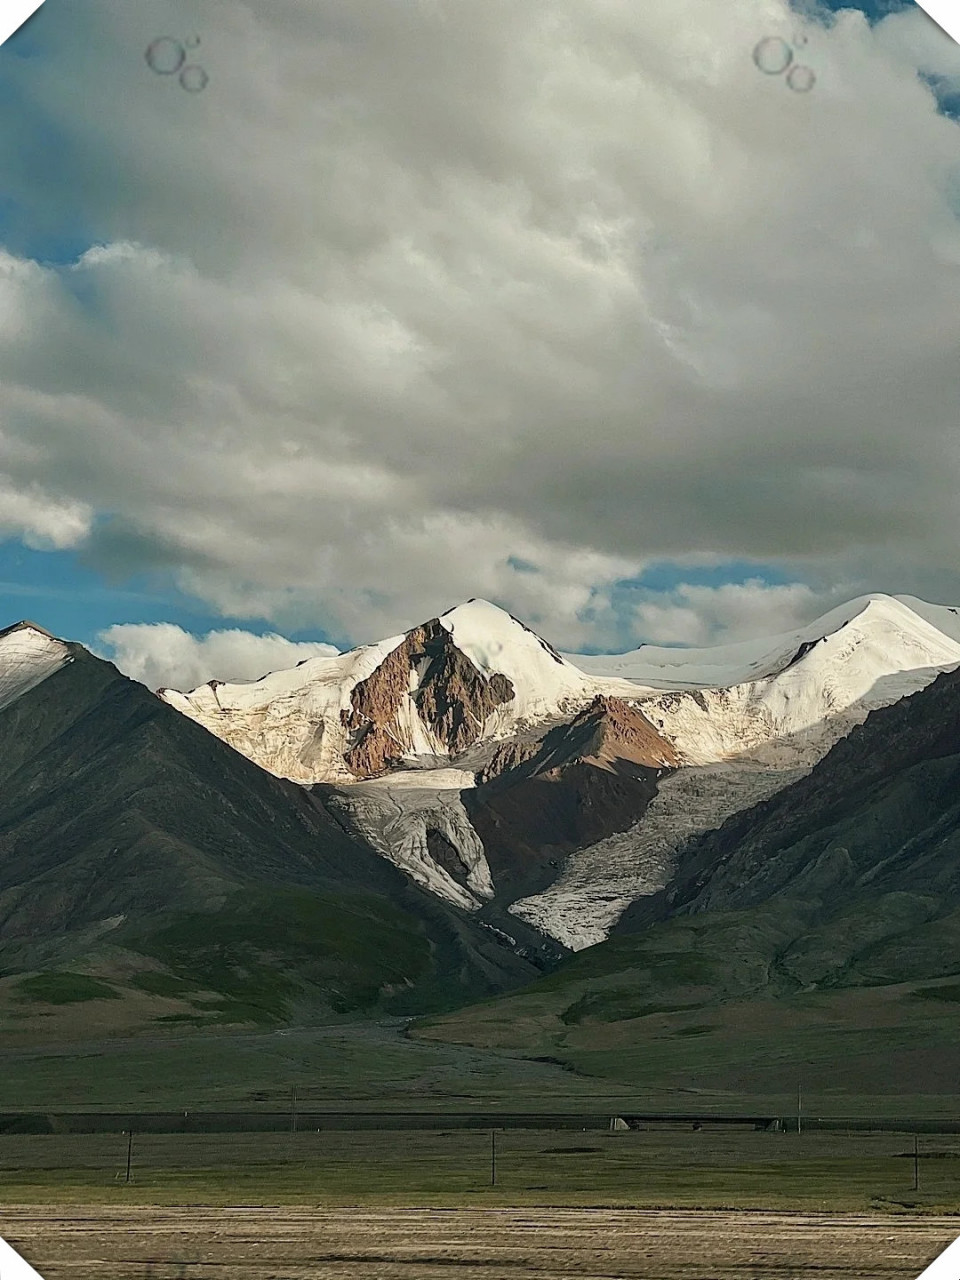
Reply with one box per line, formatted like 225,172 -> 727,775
0,0 -> 959,650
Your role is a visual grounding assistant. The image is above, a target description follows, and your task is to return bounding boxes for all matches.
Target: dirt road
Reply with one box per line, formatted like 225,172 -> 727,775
2,1205 -> 957,1278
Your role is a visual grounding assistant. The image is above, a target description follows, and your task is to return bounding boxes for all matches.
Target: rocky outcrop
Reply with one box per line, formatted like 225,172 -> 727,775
343,619 -> 515,778
476,740 -> 543,786
344,636 -> 416,735
568,696 -> 681,772
342,722 -> 406,778
478,696 -> 680,792
462,696 -> 680,905
416,637 -> 514,754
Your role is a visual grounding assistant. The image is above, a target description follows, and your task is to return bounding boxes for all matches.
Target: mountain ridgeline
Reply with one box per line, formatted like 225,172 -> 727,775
0,592 -> 959,1063
0,626 -> 552,1028
621,662 -> 960,989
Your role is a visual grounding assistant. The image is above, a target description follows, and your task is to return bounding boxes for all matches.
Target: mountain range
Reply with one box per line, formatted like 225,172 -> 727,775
160,593 -> 960,946
1,591 -> 959,1048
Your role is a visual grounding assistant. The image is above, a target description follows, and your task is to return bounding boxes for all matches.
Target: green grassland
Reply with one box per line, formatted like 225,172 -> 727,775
3,902 -> 959,1128
0,884 -> 520,1045
13,972 -> 122,1005
0,1128 -> 956,1213
123,886 -> 434,1023
0,1020 -> 630,1112
408,889 -> 960,1122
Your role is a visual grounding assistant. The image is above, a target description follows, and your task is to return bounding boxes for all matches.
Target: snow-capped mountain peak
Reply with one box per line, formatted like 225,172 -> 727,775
632,593 -> 960,767
0,620 -> 73,714
437,598 -> 638,731
156,593 -> 960,785
157,603 -> 641,784
8,594 -> 960,950
567,593 -> 959,691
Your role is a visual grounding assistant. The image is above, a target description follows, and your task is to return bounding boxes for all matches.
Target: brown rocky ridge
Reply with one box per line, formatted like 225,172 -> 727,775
342,618 -> 515,778
464,696 -> 680,902
476,740 -> 544,786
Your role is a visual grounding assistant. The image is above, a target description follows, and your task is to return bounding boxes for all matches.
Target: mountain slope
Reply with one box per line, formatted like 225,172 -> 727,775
158,595 -> 960,782
415,662 -> 960,1099
567,594 -> 960,690
154,594 -> 960,947
464,697 -> 679,905
0,620 -> 72,712
628,663 -> 960,977
0,627 -> 550,1028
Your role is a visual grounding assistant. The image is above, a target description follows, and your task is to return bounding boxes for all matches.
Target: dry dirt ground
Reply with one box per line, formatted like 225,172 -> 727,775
2,1205 -> 959,1279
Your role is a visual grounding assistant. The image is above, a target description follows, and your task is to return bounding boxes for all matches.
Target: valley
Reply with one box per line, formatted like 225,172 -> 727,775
1,593 -> 960,1186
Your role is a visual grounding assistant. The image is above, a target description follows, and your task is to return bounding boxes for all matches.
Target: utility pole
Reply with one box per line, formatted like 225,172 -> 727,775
490,1129 -> 497,1187
291,1086 -> 298,1134
125,1130 -> 133,1183
913,1133 -> 920,1192
797,1079 -> 802,1135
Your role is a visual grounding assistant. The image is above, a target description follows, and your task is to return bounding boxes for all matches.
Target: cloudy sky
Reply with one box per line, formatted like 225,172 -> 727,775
1,0 -> 960,689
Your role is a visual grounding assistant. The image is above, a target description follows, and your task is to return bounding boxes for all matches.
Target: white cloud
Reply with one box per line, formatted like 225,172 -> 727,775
96,622 -> 338,691
0,0 -> 959,647
0,474 -> 92,549
630,579 -> 827,647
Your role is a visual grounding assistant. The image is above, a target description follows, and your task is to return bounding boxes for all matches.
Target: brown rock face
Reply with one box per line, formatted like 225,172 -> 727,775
415,626 -> 514,755
463,695 -> 680,901
479,695 -> 679,790
476,740 -> 543,786
343,619 -> 515,778
571,696 -> 681,772
343,723 -> 406,778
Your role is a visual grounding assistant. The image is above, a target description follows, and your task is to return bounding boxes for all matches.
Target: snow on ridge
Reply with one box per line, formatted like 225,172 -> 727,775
894,594 -> 960,643
509,596 -> 960,948
156,593 -> 960,785
0,621 -> 72,713
158,633 -> 409,783
636,594 -> 960,767
159,600 -> 644,784
149,593 -> 960,937
563,593 -> 958,691
438,597 -> 645,730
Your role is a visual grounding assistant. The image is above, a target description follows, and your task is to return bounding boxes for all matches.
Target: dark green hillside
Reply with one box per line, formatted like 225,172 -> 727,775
637,665 -> 960,930
0,646 -> 544,1026
416,668 -> 960,1107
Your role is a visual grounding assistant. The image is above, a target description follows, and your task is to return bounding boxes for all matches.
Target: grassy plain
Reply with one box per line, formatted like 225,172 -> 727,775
0,1019 -> 958,1278
415,973 -> 960,1120
0,1127 -> 957,1212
